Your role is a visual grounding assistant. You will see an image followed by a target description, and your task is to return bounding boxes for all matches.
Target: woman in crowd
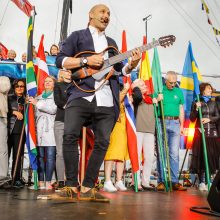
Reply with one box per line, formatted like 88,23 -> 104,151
29,76 -> 57,190
103,81 -> 130,192
54,70 -> 71,189
131,79 -> 156,191
8,79 -> 26,188
190,82 -> 220,191
0,76 -> 11,182
50,44 -> 59,56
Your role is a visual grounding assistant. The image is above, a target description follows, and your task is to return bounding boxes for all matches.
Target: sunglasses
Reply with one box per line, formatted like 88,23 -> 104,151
15,85 -> 25,88
168,81 -> 177,85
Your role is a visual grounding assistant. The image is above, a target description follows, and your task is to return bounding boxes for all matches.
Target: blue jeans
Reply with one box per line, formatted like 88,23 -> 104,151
38,146 -> 56,182
157,120 -> 180,184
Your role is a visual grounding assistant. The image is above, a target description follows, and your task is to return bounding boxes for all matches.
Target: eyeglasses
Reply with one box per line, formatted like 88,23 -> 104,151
15,85 -> 25,88
168,81 -> 177,85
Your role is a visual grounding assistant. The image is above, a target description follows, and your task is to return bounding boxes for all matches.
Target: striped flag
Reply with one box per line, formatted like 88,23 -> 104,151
180,42 -> 202,149
11,0 -> 33,17
35,35 -> 49,95
138,36 -> 154,95
121,30 -> 139,173
25,16 -> 38,172
0,42 -> 8,59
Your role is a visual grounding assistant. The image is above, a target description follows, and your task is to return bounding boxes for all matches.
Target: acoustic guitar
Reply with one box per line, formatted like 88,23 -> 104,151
71,35 -> 176,81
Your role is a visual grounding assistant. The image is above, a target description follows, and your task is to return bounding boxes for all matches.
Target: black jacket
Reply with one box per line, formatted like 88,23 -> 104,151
8,93 -> 25,134
54,81 -> 70,122
190,97 -> 220,137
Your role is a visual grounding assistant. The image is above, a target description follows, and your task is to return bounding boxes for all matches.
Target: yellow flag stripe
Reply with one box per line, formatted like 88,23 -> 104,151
180,76 -> 194,90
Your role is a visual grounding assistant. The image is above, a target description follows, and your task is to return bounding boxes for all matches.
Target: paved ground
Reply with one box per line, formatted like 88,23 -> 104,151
0,187 -> 219,220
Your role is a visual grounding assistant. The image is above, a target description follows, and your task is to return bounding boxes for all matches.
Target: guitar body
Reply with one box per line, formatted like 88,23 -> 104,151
72,46 -> 118,80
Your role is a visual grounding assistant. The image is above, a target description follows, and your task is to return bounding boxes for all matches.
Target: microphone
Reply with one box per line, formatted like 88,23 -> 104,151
92,17 -> 109,23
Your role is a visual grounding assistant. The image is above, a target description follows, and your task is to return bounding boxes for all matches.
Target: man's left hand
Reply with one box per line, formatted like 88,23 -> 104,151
130,48 -> 141,69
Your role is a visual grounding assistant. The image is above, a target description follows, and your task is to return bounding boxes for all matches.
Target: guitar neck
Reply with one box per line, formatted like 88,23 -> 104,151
108,40 -> 160,66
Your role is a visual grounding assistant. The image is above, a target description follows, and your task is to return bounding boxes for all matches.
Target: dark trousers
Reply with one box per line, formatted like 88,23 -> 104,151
8,133 -> 25,181
63,98 -> 115,188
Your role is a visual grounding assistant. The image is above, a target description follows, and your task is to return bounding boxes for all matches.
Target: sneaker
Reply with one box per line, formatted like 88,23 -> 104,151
103,181 -> 117,192
198,183 -> 208,191
115,180 -> 127,191
172,183 -> 187,191
28,185 -> 46,190
13,180 -> 24,189
157,182 -> 165,191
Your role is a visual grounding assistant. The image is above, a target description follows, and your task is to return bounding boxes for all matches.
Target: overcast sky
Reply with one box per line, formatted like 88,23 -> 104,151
0,0 -> 220,89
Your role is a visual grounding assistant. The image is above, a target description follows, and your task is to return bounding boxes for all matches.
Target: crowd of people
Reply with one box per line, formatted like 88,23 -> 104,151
0,4 -> 220,202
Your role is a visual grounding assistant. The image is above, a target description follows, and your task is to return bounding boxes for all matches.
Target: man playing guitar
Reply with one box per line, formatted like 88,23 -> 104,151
56,4 -> 141,201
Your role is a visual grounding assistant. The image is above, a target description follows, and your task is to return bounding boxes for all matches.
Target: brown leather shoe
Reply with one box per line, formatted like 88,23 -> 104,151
52,186 -> 79,200
172,183 -> 187,191
79,188 -> 110,203
157,182 -> 165,191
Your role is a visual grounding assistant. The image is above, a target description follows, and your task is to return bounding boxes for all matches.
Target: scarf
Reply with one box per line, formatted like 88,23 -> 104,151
201,95 -> 211,103
42,91 -> 53,99
143,94 -> 153,104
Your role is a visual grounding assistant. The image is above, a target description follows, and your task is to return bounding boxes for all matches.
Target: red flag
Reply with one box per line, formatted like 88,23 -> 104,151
138,36 -> 154,95
35,35 -> 49,95
121,30 -> 139,173
0,42 -> 8,59
11,0 -> 33,17
121,30 -> 127,53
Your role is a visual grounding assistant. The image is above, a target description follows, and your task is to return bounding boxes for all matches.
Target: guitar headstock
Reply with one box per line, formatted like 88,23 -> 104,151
159,35 -> 176,48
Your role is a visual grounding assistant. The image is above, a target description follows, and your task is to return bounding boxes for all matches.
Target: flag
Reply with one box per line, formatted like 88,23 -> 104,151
121,30 -> 139,173
25,16 -> 37,171
124,77 -> 139,173
26,16 -> 37,97
138,36 -> 154,95
11,0 -> 33,17
46,55 -> 59,78
35,35 -> 49,95
151,46 -> 163,96
0,43 -> 8,59
180,42 -> 202,149
201,0 -> 209,14
180,42 -> 202,118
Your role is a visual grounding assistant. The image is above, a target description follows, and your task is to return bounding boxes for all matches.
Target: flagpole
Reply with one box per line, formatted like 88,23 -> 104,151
160,101 -> 172,191
153,103 -> 169,192
196,95 -> 211,190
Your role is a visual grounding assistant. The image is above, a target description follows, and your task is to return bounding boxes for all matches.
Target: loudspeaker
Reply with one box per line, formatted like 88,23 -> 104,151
207,170 -> 220,213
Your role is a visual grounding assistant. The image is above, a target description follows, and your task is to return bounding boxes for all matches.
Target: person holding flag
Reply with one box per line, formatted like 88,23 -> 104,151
131,78 -> 157,191
189,82 -> 220,191
103,79 -> 130,192
157,71 -> 187,191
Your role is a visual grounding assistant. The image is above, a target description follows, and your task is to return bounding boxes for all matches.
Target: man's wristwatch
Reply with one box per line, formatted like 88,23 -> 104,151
80,57 -> 88,67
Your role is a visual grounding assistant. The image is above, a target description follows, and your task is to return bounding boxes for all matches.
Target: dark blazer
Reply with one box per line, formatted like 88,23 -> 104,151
56,28 -> 124,121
